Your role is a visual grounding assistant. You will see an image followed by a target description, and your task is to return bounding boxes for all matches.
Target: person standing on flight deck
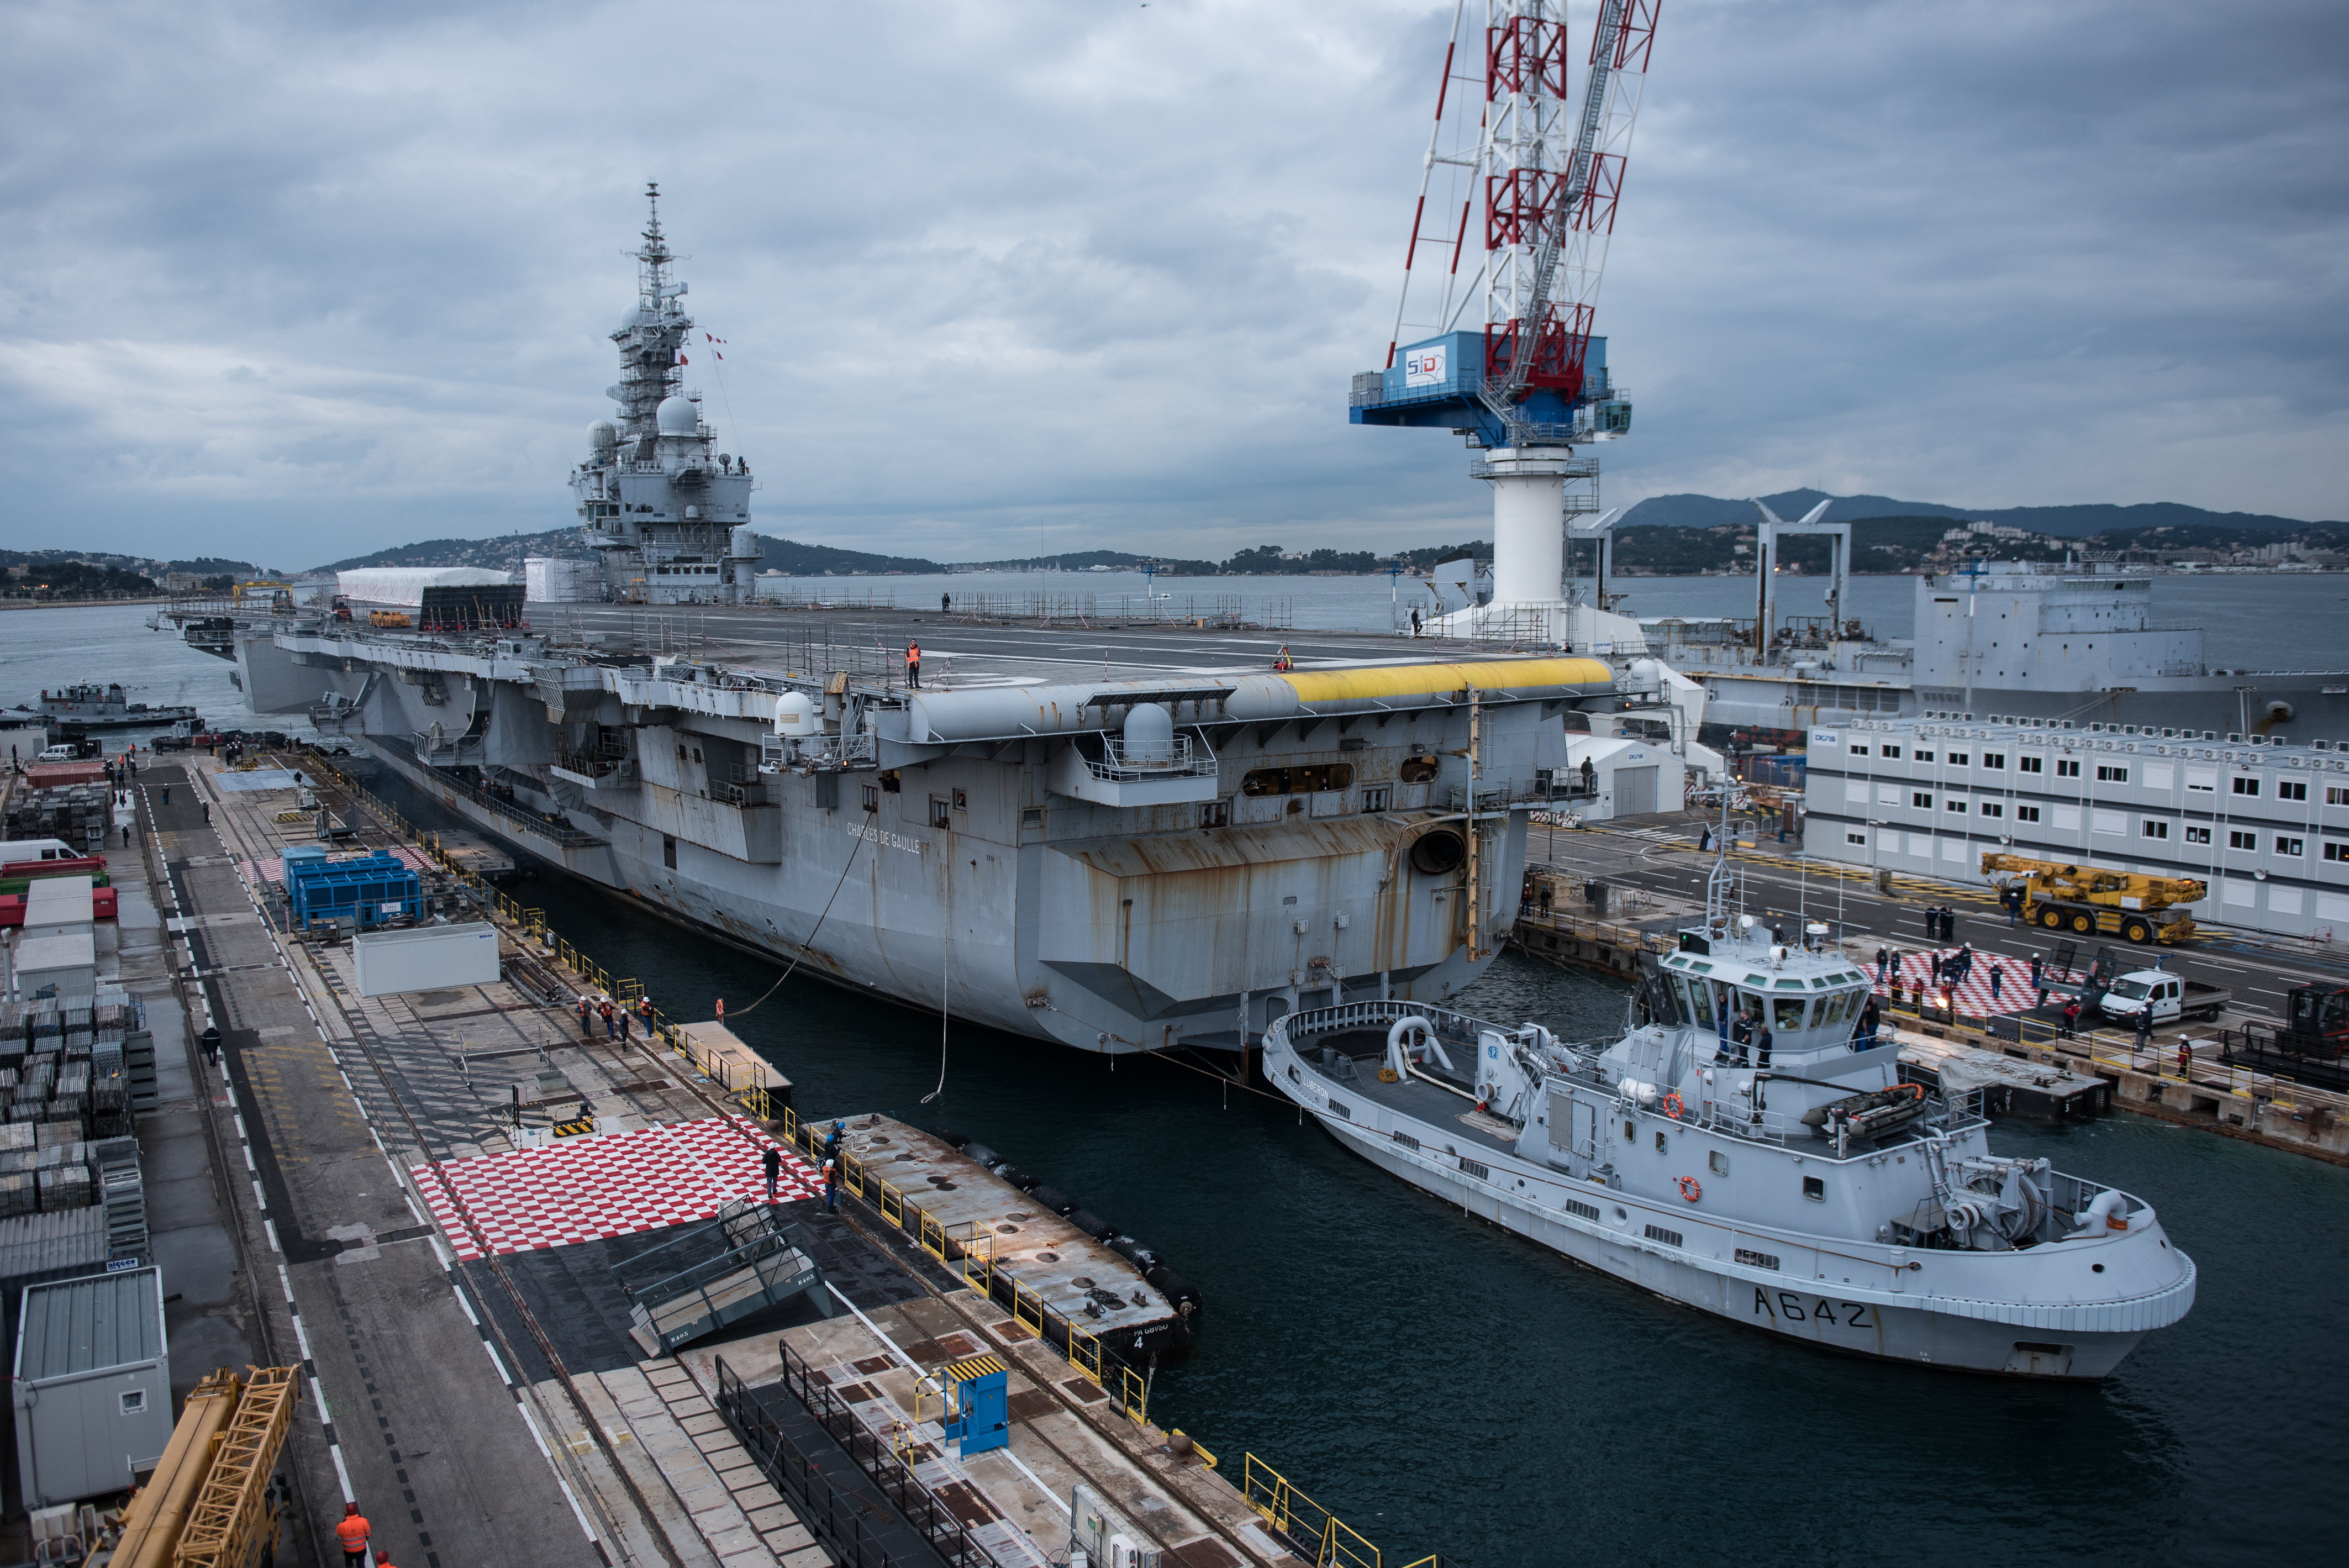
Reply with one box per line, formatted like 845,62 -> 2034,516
763,1145 -> 782,1201
905,640 -> 921,688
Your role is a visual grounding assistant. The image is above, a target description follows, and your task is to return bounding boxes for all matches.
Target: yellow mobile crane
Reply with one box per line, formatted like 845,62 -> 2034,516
1979,853 -> 2206,945
112,1365 -> 297,1568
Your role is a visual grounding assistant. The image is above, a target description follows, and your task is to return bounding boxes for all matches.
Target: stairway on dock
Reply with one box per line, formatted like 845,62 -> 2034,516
614,1201 -> 836,1356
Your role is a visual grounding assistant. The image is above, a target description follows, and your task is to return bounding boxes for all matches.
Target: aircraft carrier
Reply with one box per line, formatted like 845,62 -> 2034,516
159,192 -> 1689,1054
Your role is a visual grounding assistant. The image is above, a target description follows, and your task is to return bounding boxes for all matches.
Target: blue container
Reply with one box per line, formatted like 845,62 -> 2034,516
285,854 -> 422,930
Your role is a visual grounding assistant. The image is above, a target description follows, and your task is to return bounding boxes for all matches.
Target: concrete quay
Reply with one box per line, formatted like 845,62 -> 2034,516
1518,813 -> 2349,1165
151,751 -> 1368,1568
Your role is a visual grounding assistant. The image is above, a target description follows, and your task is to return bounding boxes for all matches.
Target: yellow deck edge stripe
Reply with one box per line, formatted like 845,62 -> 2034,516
1278,657 -> 1614,704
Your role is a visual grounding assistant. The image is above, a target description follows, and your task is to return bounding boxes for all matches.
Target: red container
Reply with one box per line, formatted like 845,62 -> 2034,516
24,762 -> 107,787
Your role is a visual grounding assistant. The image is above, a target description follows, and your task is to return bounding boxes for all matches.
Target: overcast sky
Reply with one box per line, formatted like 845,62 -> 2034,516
3,0 -> 2343,571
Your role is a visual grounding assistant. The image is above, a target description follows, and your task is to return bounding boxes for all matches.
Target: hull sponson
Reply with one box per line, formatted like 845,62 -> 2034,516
256,630 -> 1611,1053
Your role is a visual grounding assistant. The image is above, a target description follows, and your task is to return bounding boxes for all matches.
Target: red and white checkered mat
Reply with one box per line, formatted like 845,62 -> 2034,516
1871,947 -> 2077,1019
412,1117 -> 818,1261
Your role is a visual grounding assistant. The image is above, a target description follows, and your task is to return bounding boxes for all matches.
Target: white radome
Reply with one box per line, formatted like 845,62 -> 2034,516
656,396 -> 700,436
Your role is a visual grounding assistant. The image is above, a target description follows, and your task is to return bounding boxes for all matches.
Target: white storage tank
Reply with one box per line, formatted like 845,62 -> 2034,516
13,1267 -> 172,1508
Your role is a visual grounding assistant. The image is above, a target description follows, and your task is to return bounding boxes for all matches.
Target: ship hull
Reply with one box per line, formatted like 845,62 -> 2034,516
1316,1112 -> 2148,1377
358,735 -> 1507,1052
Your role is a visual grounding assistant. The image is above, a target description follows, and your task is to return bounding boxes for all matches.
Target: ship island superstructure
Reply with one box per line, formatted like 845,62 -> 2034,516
571,185 -> 762,606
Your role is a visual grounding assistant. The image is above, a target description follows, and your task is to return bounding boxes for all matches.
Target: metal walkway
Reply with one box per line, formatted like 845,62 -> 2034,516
613,1199 -> 834,1355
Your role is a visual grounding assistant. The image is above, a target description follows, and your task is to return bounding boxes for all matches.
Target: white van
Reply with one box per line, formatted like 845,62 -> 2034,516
34,744 -> 78,764
0,838 -> 81,864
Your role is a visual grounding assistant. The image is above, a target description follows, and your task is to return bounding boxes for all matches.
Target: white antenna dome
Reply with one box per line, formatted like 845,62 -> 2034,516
656,395 -> 700,436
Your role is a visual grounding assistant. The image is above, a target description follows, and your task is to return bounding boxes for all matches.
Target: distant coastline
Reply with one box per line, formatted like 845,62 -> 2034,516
0,597 -> 170,611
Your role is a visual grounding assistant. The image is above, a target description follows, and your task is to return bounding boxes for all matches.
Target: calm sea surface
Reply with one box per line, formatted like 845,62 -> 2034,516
9,590 -> 2347,1565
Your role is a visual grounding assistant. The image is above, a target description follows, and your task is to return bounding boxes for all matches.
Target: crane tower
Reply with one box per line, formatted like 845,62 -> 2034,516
1350,0 -> 1659,643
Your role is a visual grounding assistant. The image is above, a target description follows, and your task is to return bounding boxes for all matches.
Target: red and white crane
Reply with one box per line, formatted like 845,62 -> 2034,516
1360,1 -> 1660,635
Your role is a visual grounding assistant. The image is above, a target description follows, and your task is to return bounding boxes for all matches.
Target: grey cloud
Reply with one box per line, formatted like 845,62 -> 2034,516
1,0 -> 2342,572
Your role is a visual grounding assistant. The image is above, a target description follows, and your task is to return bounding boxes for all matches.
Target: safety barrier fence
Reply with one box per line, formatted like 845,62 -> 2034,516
709,1356 -> 940,1568
721,1348 -> 991,1568
1237,1453 -> 1384,1568
776,1108 -> 1155,1426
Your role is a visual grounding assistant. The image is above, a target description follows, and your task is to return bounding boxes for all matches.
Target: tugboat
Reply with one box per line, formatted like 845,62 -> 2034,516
32,682 -> 199,731
1264,792 -> 2197,1378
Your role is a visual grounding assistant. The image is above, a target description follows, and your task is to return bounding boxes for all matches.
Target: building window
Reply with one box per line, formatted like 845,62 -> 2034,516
1947,752 -> 1969,766
2324,841 -> 2348,863
2141,819 -> 2169,839
1846,832 -> 1867,846
1912,792 -> 1933,808
2327,786 -> 2349,807
862,785 -> 880,812
1882,745 -> 1903,760
2015,805 -> 2041,823
1916,749 -> 1935,763
1360,786 -> 1391,813
1979,801 -> 2003,818
2185,825 -> 2211,844
2229,829 -> 2256,850
2019,755 -> 2044,774
662,834 -> 677,869
931,796 -> 952,829
1945,797 -> 1968,813
2276,835 -> 2304,857
2277,779 -> 2308,802
2056,759 -> 2082,778
2232,776 -> 2260,797
2097,765 -> 2129,783
1982,753 -> 2005,770
2187,769 -> 2216,793
120,1390 -> 146,1415
1848,744 -> 1869,756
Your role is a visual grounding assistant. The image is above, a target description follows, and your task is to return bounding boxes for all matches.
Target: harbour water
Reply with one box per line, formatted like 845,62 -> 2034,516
11,592 -> 2349,1564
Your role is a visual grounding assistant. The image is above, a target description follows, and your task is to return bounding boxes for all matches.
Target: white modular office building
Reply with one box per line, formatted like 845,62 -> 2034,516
1803,715 -> 2349,941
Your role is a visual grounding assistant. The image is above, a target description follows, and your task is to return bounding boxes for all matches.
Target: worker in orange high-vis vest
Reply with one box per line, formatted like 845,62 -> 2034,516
336,1502 -> 372,1566
905,640 -> 921,688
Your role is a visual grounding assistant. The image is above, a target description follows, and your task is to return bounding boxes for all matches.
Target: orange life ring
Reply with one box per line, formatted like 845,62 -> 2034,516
1676,1175 -> 1702,1203
1661,1091 -> 1686,1120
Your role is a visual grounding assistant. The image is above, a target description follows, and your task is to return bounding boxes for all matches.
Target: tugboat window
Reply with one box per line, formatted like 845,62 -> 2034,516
1709,1150 -> 1729,1176
1398,754 -> 1441,783
662,834 -> 676,869
1653,1132 -> 1668,1154
1803,1176 -> 1825,1202
1623,1120 -> 1636,1142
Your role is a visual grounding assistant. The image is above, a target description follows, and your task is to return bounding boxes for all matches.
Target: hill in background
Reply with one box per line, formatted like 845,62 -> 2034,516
1620,490 -> 2341,538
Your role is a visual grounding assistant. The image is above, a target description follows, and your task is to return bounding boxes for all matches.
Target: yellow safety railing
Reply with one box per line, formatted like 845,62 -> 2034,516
1239,1454 -> 1381,1568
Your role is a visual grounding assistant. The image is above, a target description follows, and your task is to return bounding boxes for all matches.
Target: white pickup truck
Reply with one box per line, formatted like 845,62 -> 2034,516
2098,970 -> 2230,1026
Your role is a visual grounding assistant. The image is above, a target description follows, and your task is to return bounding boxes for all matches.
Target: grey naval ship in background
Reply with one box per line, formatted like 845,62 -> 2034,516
163,193 -> 1687,1054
